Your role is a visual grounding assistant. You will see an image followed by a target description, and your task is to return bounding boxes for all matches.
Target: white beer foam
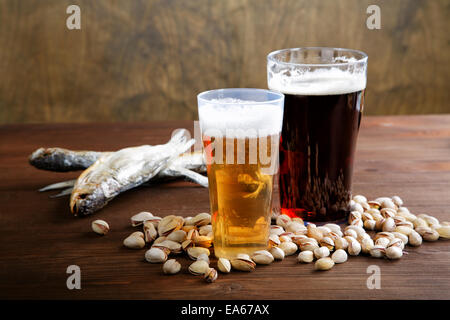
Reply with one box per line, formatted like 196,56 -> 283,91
268,67 -> 366,96
199,98 -> 282,138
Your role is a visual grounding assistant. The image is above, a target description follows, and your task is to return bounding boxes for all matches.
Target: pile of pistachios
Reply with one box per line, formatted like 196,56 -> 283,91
91,195 -> 450,282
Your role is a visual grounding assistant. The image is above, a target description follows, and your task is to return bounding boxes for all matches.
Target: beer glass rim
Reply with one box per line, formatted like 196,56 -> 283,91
267,47 -> 368,67
197,88 -> 284,105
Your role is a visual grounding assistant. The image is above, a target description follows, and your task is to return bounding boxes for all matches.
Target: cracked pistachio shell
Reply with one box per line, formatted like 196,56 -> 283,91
196,253 -> 210,264
217,258 -> 231,273
276,214 -> 292,228
130,211 -> 154,227
279,241 -> 298,256
145,247 -> 168,263
297,250 -> 314,263
436,225 -> 450,239
286,221 -> 306,233
347,240 -> 361,256
408,230 -> 422,246
191,213 -> 211,227
375,237 -> 390,248
231,257 -> 256,272
331,249 -> 348,264
158,215 -> 184,237
189,260 -> 209,275
353,194 -> 367,203
166,230 -> 187,243
269,246 -> 285,260
143,221 -> 157,243
391,195 -> 403,207
91,220 -> 109,235
251,250 -> 274,265
187,247 -> 210,260
123,233 -> 146,249
313,246 -> 330,259
370,245 -> 386,258
334,237 -> 348,250
204,267 -> 218,283
162,259 -> 181,275
152,239 -> 182,254
315,257 -> 335,271
385,246 -> 403,259
392,232 -> 409,245
270,225 -> 285,236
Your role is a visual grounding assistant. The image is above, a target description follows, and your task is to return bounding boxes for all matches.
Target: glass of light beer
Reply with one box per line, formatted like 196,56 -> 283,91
267,47 -> 368,222
197,88 -> 284,259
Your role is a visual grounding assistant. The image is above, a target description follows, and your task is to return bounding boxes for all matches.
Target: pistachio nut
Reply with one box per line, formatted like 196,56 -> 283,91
204,267 -> 218,283
251,250 -> 274,265
364,219 -> 376,231
279,241 -> 298,256
217,258 -> 231,273
394,226 -> 413,236
344,229 -> 358,239
286,221 -> 306,233
186,229 -> 200,241
269,246 -> 285,260
334,237 -> 348,251
123,233 -> 146,249
162,259 -> 181,275
153,236 -> 167,245
436,225 -> 450,239
193,235 -> 213,248
187,247 -> 210,260
351,202 -> 364,214
353,194 -> 367,204
313,246 -> 330,259
420,228 -> 440,241
152,239 -> 182,254
279,235 -> 292,243
276,214 -> 292,228
196,253 -> 210,264
269,234 -> 281,247
347,239 -> 361,256
292,217 -> 304,225
369,245 -> 386,258
331,249 -> 348,264
145,247 -> 168,263
382,217 -> 396,232
314,257 -> 335,271
199,225 -> 213,236
323,223 -> 342,234
375,237 -> 390,248
316,226 -> 332,235
319,237 -> 334,250
361,238 -> 374,254
130,211 -> 154,227
166,230 -> 187,243
297,250 -> 314,263
307,225 -> 324,241
368,200 -> 381,210
143,221 -> 158,243
189,260 -> 210,275
91,219 -> 109,235
385,246 -> 403,259
418,214 -> 440,227
392,232 -> 409,245
231,256 -> 256,272
270,225 -> 285,236
388,238 -> 404,250
191,212 -> 211,227
413,218 -> 429,229
408,230 -> 422,246
373,232 -> 395,241
158,215 -> 184,237
380,208 -> 396,219
391,195 -> 403,207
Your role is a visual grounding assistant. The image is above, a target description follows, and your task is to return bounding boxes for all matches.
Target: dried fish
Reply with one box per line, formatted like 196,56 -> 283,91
70,130 -> 196,216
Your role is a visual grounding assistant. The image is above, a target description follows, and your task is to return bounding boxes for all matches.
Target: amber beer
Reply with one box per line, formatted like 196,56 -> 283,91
197,89 -> 284,259
203,134 -> 278,258
267,48 -> 368,222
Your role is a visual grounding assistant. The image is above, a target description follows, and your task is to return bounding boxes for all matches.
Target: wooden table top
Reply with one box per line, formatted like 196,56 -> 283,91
0,115 -> 449,300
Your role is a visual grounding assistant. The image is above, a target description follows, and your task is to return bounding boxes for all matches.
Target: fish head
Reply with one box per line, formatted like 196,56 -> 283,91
70,185 -> 107,216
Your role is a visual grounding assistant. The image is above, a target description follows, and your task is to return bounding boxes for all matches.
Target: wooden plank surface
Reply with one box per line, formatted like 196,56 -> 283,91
0,115 -> 449,299
1,0 -> 450,124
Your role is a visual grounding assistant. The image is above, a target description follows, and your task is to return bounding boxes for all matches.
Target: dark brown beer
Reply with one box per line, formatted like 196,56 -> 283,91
278,90 -> 364,221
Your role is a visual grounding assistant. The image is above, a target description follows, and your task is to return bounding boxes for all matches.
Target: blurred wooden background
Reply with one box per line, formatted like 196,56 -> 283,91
0,0 -> 449,123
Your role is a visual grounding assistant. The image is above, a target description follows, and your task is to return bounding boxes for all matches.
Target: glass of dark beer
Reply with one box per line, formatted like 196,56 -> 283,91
267,47 -> 368,222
